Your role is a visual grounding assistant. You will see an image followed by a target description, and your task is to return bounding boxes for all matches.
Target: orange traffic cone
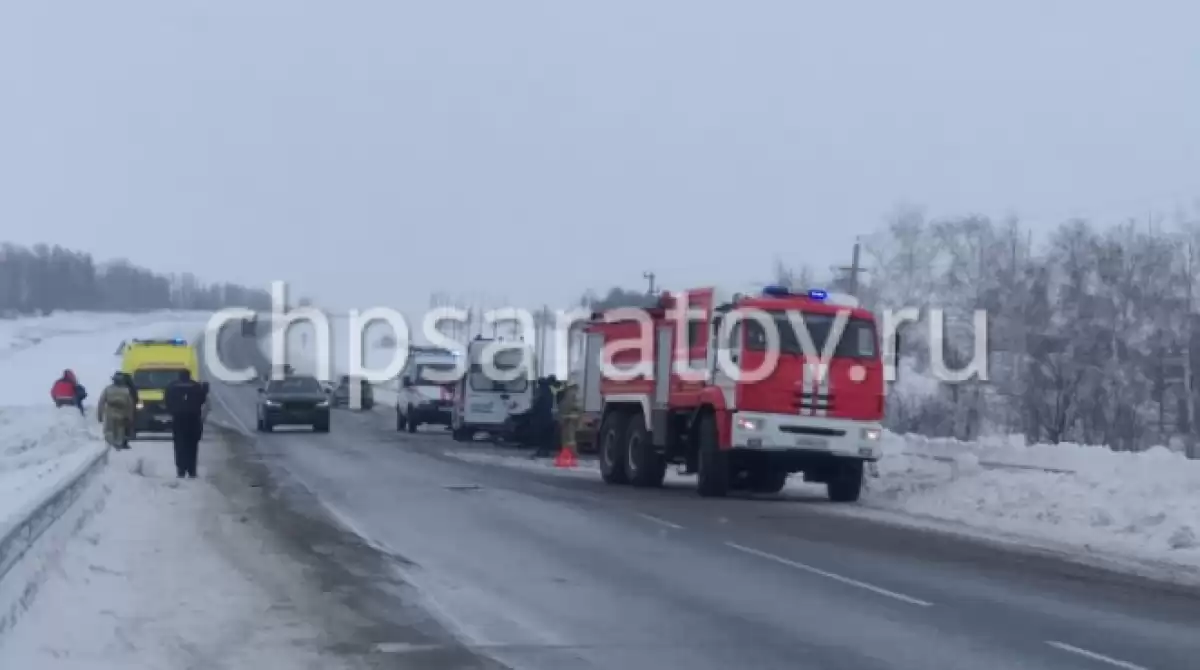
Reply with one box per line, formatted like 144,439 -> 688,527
554,445 -> 578,468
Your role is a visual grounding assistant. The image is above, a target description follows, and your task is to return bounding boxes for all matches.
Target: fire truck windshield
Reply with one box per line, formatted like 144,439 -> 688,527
743,311 -> 877,358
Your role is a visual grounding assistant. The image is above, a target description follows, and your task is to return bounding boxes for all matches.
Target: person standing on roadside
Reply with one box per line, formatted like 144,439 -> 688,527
119,372 -> 139,443
165,369 -> 208,478
529,376 -> 557,459
98,372 -> 134,449
557,380 -> 580,458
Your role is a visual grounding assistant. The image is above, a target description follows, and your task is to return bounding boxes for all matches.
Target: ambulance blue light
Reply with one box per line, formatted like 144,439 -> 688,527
761,285 -> 791,297
807,289 -> 828,301
171,338 -> 186,345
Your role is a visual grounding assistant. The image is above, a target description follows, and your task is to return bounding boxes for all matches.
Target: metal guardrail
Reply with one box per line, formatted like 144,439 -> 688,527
0,446 -> 110,591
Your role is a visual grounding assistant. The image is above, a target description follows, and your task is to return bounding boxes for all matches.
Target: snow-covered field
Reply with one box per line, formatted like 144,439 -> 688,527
0,310 -> 212,407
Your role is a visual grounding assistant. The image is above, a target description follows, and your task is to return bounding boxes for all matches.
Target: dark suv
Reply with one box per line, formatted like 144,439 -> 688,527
332,375 -> 374,409
257,375 -> 330,432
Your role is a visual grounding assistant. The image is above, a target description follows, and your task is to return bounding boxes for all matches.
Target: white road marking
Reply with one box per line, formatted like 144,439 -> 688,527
1046,641 -> 1149,670
725,542 -> 933,607
636,513 -> 683,530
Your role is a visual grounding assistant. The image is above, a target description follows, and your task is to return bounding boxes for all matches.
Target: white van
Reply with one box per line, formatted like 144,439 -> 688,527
450,338 -> 535,441
395,348 -> 462,432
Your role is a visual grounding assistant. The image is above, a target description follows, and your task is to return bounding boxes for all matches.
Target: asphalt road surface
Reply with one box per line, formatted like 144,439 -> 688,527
200,322 -> 1200,670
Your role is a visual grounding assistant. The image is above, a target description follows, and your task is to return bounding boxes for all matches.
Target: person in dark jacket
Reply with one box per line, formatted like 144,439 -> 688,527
529,376 -> 557,458
164,369 -> 208,478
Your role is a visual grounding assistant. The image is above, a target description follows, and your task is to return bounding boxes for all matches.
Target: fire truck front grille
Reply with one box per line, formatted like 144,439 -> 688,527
779,425 -> 846,437
794,392 -> 834,411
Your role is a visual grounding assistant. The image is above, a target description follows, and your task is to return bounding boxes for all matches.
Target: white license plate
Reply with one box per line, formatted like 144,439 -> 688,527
794,436 -> 828,449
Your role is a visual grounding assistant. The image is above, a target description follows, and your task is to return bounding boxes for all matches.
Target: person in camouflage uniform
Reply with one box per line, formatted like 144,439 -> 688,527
557,380 -> 580,456
98,372 -> 134,449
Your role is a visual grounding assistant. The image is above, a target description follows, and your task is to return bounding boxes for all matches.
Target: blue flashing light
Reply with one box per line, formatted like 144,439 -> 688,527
171,338 -> 187,345
761,285 -> 791,297
806,289 -> 828,301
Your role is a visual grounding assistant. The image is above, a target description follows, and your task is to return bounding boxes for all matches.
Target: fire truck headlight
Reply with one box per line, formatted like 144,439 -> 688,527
862,427 -> 881,441
736,417 -> 761,431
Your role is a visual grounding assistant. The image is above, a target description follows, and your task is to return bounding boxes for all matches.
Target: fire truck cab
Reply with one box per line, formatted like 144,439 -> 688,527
578,285 -> 887,501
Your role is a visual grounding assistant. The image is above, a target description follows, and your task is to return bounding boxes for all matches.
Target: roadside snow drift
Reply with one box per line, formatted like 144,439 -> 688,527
0,409 -> 104,530
857,433 -> 1200,575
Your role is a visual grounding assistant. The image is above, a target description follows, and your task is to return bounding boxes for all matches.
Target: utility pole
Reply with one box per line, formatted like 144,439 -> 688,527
833,237 -> 869,295
643,271 -> 657,295
1187,242 -> 1197,459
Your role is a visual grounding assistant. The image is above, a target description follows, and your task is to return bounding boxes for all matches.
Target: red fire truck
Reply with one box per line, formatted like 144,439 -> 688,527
576,285 -> 889,501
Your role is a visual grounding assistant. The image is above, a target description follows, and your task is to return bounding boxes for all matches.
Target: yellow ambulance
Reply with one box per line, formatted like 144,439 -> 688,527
120,337 -> 206,433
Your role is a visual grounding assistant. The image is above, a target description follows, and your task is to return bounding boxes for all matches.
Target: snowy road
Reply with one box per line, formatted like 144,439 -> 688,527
203,326 -> 1200,670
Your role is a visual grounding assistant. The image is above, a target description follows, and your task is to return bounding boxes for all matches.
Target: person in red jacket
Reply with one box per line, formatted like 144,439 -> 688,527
51,369 -> 87,415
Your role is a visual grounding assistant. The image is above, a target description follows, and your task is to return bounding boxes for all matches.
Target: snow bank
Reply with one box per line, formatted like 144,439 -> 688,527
851,431 -> 1200,575
0,409 -> 104,529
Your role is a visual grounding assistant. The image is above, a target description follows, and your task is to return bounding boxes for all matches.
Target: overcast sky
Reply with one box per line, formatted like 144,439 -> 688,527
2,1 -> 1198,317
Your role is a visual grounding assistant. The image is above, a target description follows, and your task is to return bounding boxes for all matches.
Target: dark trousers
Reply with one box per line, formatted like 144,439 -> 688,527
172,415 -> 203,476
531,419 -> 557,456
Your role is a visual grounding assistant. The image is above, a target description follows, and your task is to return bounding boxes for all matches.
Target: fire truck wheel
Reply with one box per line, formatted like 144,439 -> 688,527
696,414 -> 729,497
749,469 -> 788,494
826,460 -> 864,502
626,417 -> 665,488
598,411 -> 630,485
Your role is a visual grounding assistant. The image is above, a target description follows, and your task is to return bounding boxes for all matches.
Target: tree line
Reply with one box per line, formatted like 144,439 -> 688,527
0,241 -> 273,315
791,207 -> 1200,453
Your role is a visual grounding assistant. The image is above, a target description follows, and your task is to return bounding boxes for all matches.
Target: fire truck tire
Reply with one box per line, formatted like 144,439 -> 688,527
626,417 -> 665,488
598,411 -> 630,485
826,460 -> 864,502
749,469 -> 788,494
696,414 -> 729,497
